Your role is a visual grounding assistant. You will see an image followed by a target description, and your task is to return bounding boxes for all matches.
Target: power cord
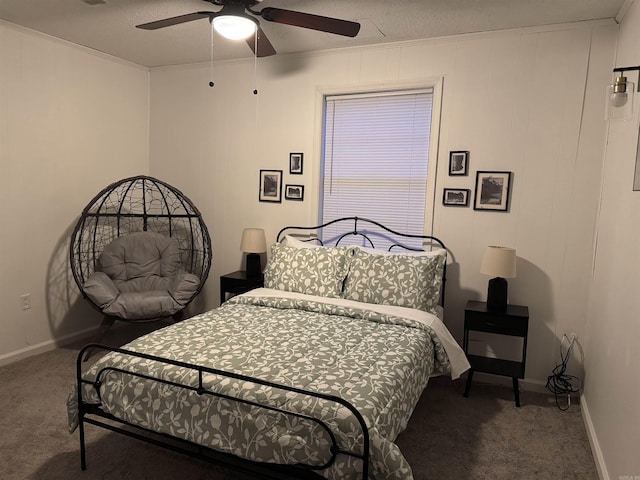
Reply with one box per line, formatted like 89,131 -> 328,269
545,334 -> 581,411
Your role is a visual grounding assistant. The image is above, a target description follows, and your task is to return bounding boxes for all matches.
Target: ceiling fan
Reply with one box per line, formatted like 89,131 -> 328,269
136,0 -> 361,58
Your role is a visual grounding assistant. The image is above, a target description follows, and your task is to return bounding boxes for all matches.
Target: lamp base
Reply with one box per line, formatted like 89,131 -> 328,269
487,277 -> 508,311
245,253 -> 262,280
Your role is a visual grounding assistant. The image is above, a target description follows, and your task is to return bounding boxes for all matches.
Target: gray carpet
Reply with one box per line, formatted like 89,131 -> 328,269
0,334 -> 597,480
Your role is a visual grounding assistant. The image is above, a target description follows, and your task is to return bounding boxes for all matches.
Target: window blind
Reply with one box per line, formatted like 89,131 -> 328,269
320,89 -> 434,250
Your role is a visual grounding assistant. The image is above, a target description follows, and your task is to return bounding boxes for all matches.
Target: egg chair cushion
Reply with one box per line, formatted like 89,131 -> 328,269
82,232 -> 200,320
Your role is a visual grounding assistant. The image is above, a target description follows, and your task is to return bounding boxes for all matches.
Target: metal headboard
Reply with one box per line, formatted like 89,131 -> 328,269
276,216 -> 448,305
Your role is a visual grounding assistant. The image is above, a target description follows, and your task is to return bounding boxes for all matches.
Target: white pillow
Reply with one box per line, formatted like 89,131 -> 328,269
281,235 -> 322,249
354,245 -> 447,258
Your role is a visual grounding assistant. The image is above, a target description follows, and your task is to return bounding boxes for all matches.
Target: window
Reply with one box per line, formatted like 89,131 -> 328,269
320,88 -> 435,250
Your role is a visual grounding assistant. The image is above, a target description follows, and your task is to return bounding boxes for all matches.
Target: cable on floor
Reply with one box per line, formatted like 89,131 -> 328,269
545,334 -> 581,411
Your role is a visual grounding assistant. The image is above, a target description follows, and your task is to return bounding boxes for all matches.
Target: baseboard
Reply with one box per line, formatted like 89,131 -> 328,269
471,371 -> 550,394
0,326 -> 98,367
580,393 -> 609,480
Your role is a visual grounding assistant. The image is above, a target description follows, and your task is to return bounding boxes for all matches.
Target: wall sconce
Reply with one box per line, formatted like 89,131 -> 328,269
480,246 -> 516,311
606,66 -> 640,122
240,228 -> 267,279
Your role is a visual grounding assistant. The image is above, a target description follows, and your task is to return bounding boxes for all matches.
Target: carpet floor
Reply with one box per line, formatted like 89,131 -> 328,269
0,332 -> 597,480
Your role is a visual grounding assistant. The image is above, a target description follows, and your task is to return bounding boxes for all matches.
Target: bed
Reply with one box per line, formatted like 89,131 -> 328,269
68,217 -> 470,479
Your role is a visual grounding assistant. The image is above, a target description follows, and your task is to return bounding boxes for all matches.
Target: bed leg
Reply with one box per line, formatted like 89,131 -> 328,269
79,417 -> 87,470
512,377 -> 521,407
463,369 -> 474,398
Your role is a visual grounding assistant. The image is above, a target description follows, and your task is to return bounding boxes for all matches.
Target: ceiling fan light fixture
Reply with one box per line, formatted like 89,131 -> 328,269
213,14 -> 257,40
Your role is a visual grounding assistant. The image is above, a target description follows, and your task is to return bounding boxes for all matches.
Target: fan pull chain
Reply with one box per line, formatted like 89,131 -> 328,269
252,31 -> 258,95
253,31 -> 259,166
209,22 -> 215,88
253,64 -> 260,166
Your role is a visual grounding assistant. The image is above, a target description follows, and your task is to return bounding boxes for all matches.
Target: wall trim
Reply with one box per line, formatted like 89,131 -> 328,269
149,18 -> 616,72
470,371 -> 549,394
616,0 -> 636,23
0,19 -> 148,71
581,394 -> 609,480
0,327 -> 98,368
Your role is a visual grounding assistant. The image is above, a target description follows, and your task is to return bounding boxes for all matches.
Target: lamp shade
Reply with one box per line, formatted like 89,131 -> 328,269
240,228 -> 267,253
480,246 -> 516,278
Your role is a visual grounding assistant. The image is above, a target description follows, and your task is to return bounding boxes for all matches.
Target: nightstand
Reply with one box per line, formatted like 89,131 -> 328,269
220,270 -> 264,304
463,300 -> 529,407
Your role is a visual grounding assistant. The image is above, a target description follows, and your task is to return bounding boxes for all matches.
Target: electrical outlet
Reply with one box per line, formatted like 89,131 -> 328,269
20,293 -> 31,310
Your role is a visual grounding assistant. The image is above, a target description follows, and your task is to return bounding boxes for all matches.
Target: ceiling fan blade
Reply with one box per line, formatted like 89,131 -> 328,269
258,7 -> 360,37
136,12 -> 212,30
246,27 -> 277,57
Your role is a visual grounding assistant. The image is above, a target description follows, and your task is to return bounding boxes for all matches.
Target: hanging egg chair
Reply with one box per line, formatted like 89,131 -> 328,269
69,175 -> 212,327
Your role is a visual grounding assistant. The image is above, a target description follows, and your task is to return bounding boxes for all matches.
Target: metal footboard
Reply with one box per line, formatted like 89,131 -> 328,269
76,344 -> 370,479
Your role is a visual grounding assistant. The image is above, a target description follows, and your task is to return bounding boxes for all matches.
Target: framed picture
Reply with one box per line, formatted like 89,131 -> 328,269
259,169 -> 282,203
443,188 -> 470,207
285,184 -> 304,201
289,153 -> 303,174
449,151 -> 469,176
474,171 -> 512,211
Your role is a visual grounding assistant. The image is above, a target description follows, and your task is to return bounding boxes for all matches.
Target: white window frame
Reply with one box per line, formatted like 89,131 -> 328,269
311,78 -> 444,237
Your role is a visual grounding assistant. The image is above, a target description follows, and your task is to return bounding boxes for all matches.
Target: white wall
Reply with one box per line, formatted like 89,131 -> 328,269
1,12 -> 634,479
0,21 -> 150,363
148,21 -> 617,386
582,0 -> 640,478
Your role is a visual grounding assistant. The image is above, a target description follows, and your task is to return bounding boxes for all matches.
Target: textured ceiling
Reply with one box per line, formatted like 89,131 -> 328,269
0,0 -> 627,67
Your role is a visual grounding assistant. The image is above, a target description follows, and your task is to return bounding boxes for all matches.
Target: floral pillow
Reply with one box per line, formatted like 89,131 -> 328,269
263,243 -> 353,298
343,247 -> 446,313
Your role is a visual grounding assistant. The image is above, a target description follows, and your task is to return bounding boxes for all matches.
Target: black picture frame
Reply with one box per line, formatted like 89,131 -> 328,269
289,153 -> 303,174
473,171 -> 512,211
449,151 -> 469,176
259,169 -> 282,203
443,188 -> 470,207
285,184 -> 304,201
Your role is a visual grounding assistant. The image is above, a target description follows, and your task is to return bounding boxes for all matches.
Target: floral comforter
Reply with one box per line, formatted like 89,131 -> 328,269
68,289 -> 468,479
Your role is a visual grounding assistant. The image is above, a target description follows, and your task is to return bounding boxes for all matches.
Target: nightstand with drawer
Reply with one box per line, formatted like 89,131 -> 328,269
220,270 -> 264,304
463,300 -> 529,407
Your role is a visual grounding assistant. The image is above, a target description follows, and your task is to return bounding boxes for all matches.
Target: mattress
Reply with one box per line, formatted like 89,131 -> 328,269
69,288 -> 469,479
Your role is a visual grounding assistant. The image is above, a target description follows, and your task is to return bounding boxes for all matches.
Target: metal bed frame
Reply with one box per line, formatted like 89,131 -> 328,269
77,345 -> 368,479
75,216 -> 447,479
277,216 -> 447,305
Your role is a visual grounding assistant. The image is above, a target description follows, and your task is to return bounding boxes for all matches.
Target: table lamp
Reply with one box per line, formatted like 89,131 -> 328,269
480,246 -> 516,311
240,228 -> 267,280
